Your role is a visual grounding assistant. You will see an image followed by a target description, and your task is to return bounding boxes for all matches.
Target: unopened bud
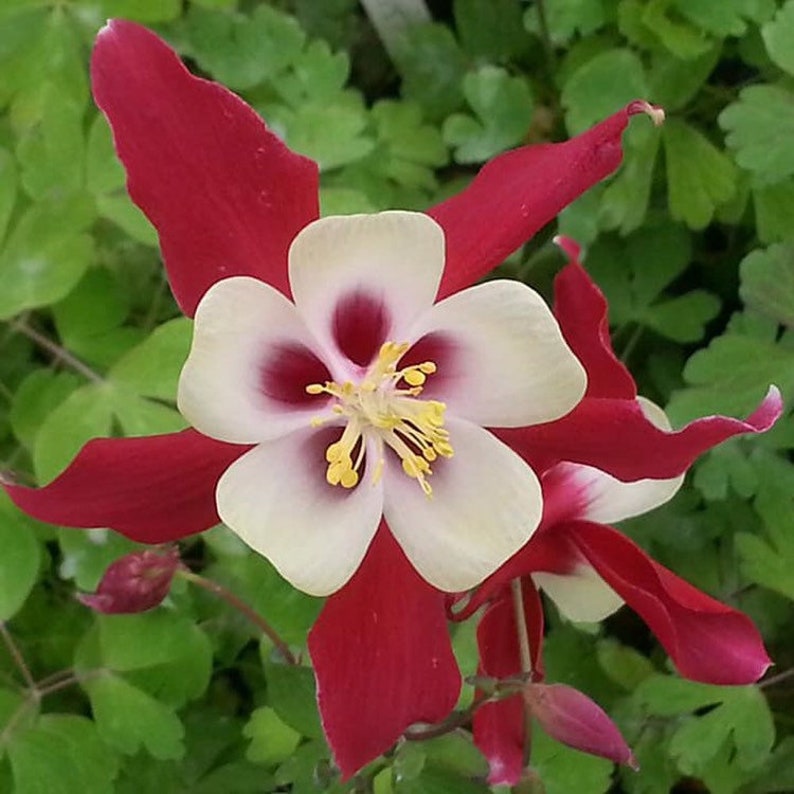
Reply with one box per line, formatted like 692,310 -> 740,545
524,683 -> 637,769
78,548 -> 180,614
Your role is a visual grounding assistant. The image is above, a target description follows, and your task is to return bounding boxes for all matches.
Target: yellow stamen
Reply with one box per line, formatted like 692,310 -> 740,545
305,340 -> 454,495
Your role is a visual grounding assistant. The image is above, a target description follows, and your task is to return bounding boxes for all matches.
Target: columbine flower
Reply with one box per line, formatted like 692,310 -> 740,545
176,209 -> 586,596
455,243 -> 779,785
0,20 -> 692,779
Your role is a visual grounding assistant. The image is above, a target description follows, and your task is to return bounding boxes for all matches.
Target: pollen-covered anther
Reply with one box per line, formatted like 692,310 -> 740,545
305,340 -> 454,495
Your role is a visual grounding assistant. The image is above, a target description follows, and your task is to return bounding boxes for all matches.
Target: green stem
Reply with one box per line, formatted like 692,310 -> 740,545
179,569 -> 297,665
0,622 -> 36,690
511,578 -> 534,769
8,319 -> 103,383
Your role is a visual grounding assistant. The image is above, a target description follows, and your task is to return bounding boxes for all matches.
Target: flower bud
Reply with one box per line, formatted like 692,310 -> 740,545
524,682 -> 637,769
78,548 -> 180,614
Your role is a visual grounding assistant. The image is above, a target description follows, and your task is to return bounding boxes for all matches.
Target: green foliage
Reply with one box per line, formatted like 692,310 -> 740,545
443,66 -> 533,163
1,1 -> 793,793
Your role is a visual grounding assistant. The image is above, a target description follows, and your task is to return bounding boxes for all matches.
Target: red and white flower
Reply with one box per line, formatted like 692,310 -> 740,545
177,210 -> 586,597
462,243 -> 778,785
1,19 -> 780,780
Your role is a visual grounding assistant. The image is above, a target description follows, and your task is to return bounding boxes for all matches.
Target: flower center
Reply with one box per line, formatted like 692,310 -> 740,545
306,341 -> 454,496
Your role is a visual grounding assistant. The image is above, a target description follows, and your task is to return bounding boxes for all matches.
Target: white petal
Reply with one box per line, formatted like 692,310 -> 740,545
288,212 -> 444,370
382,418 -> 542,592
556,397 -> 684,525
178,277 -> 332,444
407,280 -> 586,427
216,430 -> 384,596
533,566 -> 624,623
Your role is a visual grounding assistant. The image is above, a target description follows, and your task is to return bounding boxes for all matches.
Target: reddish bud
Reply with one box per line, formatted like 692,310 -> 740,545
78,548 -> 180,614
525,683 -> 637,769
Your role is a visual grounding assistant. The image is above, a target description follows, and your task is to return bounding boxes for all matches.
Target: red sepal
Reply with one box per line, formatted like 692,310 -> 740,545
2,430 -> 245,542
91,20 -> 319,315
553,249 -> 636,399
308,527 -> 460,779
430,103 -> 657,298
496,386 -> 782,481
566,521 -> 771,684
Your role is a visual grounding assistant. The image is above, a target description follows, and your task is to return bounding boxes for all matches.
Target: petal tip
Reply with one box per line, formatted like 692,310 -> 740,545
553,235 -> 582,264
626,100 -> 666,127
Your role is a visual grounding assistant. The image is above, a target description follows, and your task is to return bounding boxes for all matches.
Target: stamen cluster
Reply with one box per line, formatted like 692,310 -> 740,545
306,342 -> 454,495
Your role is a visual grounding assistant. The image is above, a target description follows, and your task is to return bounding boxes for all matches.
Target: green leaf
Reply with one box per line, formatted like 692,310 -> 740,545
83,673 -> 185,759
644,290 -> 721,343
562,49 -> 647,135
0,147 -> 17,244
395,764 -> 489,794
96,611 -> 212,707
371,99 -> 448,186
97,0 -> 180,23
597,638 -> 656,691
58,528 -> 139,591
108,318 -> 192,402
0,198 -> 94,320
453,0 -> 528,61
243,706 -> 301,766
635,676 -> 775,774
275,39 -> 350,106
740,244 -> 794,326
667,323 -> 794,422
720,85 -> 794,185
639,0 -> 715,59
531,723 -> 614,794
32,383 -> 115,485
741,736 -> 794,794
9,370 -> 81,450
753,178 -> 794,243
263,662 -> 323,740
762,0 -> 794,76
0,493 -> 41,620
736,454 -> 794,600
443,66 -> 533,163
203,549 -> 321,647
15,81 -> 84,200
648,46 -> 721,112
599,122 -> 661,234
663,119 -> 737,229
108,389 -> 186,438
671,0 -> 772,37
393,23 -> 467,122
271,99 -> 374,171
185,4 -> 305,90
95,193 -> 158,247
7,714 -> 119,794
524,0 -> 606,45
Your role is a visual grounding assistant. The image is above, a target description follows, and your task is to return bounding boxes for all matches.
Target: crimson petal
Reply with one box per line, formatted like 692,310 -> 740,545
553,245 -> 636,399
2,430 -> 245,543
308,527 -> 460,779
91,20 -> 319,315
430,102 -> 657,298
566,521 -> 771,684
496,386 -> 782,480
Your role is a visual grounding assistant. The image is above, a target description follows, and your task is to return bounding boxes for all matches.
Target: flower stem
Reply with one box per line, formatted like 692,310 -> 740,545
0,622 -> 36,690
760,666 -> 794,689
8,319 -> 103,383
178,569 -> 297,665
511,578 -> 534,769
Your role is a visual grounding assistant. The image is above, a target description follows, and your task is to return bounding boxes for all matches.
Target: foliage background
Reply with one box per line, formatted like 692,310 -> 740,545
1,0 -> 794,792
